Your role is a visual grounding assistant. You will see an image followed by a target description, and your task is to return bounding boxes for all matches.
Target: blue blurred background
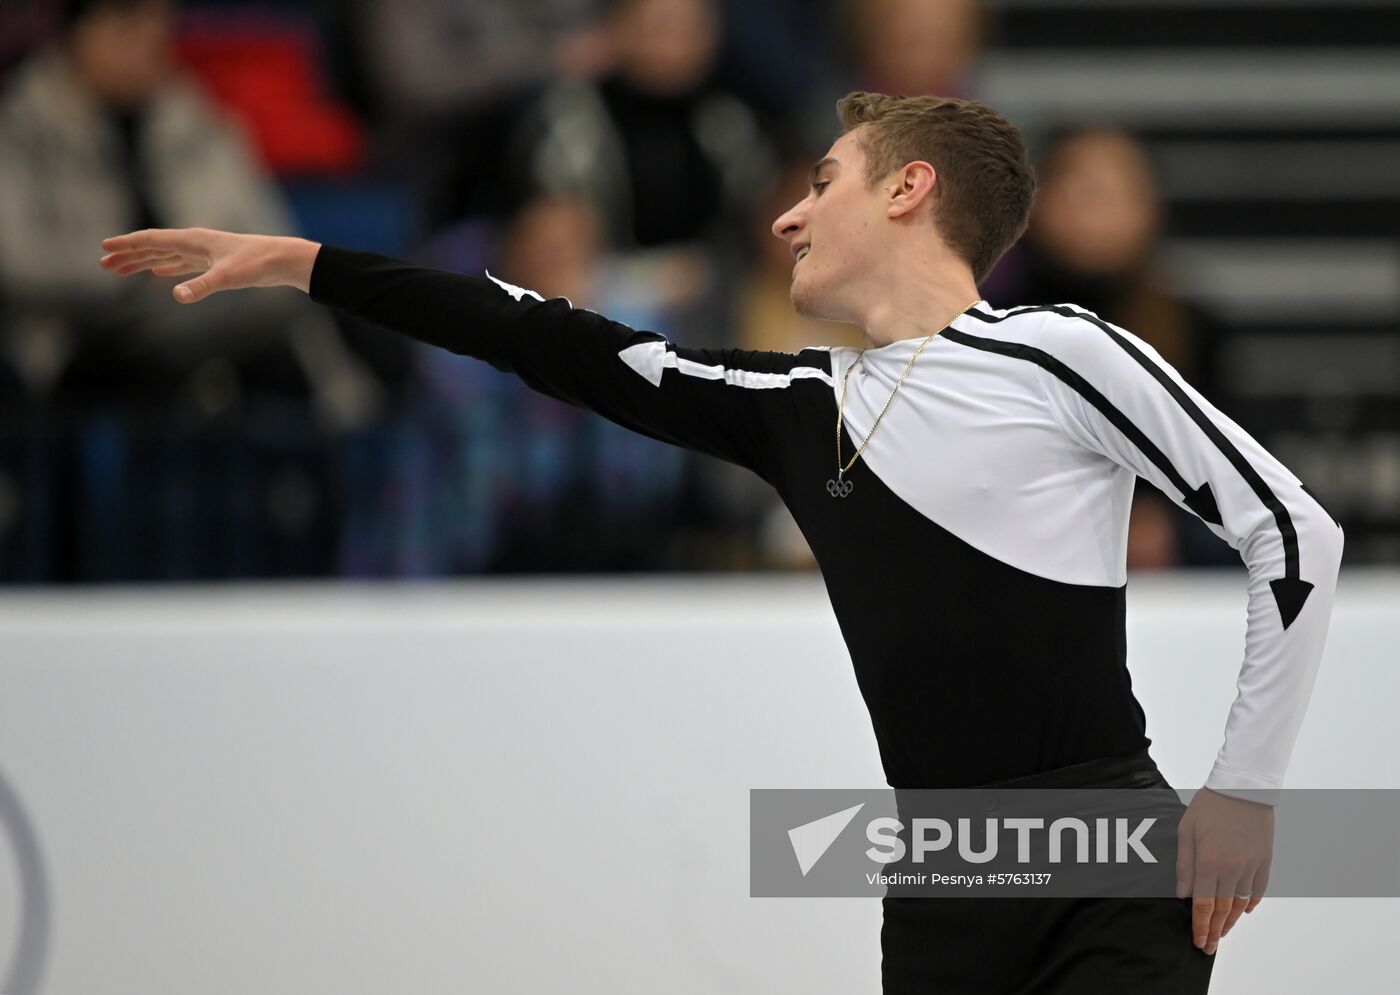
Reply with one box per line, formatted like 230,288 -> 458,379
1,0 -> 1394,583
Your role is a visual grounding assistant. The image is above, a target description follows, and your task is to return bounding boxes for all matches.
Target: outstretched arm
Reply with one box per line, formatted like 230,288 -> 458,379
100,228 -> 824,481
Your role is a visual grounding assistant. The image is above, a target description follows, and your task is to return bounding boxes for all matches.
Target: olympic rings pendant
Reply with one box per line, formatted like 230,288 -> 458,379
827,476 -> 853,498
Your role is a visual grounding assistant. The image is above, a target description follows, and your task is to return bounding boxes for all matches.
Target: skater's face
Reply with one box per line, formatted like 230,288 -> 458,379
771,130 -> 877,323
770,127 -> 935,324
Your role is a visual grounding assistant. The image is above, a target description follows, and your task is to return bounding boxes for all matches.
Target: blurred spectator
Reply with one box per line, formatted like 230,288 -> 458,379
712,0 -> 845,146
506,0 -> 776,334
352,0 -> 609,232
999,125 -> 1235,566
1006,126 -> 1219,396
513,0 -> 774,248
338,193 -> 694,576
0,0 -> 65,80
358,0 -> 607,117
0,0 -> 391,582
0,0 -> 384,430
843,0 -> 988,99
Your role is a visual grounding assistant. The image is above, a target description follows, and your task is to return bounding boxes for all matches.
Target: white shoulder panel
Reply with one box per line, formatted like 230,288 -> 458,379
829,305 -> 1134,587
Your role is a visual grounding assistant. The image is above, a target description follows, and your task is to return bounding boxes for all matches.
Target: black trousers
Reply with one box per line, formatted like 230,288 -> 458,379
881,750 -> 1216,994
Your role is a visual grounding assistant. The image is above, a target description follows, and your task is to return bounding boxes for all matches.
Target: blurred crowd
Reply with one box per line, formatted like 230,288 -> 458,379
0,0 -> 1236,582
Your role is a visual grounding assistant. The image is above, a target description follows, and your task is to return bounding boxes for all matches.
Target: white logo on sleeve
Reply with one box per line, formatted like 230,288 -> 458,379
485,271 -> 556,305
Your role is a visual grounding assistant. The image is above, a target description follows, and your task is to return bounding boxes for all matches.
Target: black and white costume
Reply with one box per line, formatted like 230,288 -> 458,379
307,244 -> 1344,993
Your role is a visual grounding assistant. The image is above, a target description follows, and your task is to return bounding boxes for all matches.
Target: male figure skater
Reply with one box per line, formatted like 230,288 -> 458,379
100,92 -> 1343,993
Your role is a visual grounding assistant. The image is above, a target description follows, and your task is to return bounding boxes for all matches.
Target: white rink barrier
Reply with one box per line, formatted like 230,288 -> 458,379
0,571 -> 1396,995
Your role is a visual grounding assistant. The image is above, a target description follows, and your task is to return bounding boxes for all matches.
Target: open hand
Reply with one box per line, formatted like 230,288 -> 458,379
99,227 -> 319,302
1176,786 -> 1274,956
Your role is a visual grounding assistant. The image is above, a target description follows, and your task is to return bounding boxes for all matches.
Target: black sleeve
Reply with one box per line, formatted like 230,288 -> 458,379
307,243 -> 824,481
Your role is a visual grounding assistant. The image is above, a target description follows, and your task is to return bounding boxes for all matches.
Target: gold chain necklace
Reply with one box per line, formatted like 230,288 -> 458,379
827,298 -> 981,498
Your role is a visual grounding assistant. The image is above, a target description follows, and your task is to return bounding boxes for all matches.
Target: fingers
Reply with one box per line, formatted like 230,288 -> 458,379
1179,815 -> 1223,954
151,259 -> 203,277
1204,873 -> 1241,954
174,277 -> 204,303
99,227 -> 263,301
1190,866 -> 1242,956
100,227 -> 205,254
100,249 -> 170,268
1191,887 -> 1217,954
100,229 -> 214,283
1245,862 -> 1269,915
173,262 -> 230,304
1221,855 -> 1271,943
1175,812 -> 1195,900
103,253 -> 186,276
1192,867 -> 1260,955
1219,868 -> 1256,940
